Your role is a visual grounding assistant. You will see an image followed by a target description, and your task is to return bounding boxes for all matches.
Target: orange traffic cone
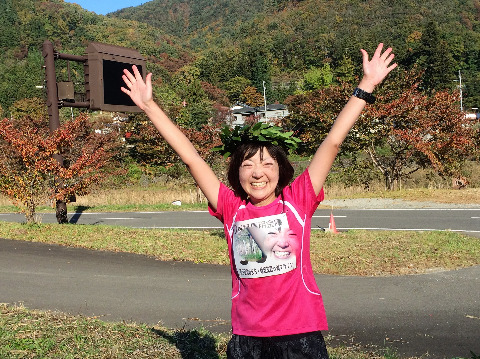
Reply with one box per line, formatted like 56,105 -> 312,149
327,212 -> 339,233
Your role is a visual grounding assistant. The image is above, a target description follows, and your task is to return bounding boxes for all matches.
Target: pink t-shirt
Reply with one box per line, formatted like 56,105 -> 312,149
209,169 -> 328,337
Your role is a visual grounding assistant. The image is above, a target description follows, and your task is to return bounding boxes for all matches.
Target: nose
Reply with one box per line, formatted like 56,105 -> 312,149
275,236 -> 289,248
252,164 -> 264,178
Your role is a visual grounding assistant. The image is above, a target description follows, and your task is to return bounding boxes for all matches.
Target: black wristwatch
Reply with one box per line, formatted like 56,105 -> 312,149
352,87 -> 376,104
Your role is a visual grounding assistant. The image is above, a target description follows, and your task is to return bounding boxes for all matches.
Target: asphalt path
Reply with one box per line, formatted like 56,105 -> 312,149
1,207 -> 479,358
1,208 -> 479,237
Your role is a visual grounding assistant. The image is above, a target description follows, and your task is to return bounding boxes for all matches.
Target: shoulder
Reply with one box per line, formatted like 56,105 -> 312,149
209,182 -> 243,220
283,169 -> 324,210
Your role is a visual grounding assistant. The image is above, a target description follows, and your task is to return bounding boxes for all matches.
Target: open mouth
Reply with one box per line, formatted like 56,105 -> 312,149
251,182 -> 267,188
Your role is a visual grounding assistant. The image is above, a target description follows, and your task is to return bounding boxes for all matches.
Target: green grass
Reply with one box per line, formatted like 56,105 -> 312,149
1,223 -> 479,276
1,304 -> 436,359
0,304 -> 229,359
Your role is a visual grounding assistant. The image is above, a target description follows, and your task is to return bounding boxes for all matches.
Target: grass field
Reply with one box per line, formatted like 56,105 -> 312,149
1,303 -> 410,359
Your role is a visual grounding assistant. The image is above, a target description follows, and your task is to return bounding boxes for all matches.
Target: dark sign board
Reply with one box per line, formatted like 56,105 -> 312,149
84,42 -> 145,112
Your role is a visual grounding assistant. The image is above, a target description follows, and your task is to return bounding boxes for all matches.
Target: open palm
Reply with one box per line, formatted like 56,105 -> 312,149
361,43 -> 397,88
121,65 -> 153,111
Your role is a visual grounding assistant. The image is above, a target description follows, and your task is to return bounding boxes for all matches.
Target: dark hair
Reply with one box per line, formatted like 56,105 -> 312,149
227,142 -> 294,200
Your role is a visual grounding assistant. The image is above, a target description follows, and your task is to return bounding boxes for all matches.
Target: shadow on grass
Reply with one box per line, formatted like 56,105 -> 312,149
151,327 -> 223,359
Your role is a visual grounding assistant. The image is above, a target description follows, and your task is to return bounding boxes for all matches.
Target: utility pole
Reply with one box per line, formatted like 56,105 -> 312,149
263,81 -> 267,121
457,70 -> 463,112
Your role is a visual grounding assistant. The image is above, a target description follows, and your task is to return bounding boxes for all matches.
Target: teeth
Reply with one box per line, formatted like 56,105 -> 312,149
274,251 -> 290,258
251,182 -> 266,187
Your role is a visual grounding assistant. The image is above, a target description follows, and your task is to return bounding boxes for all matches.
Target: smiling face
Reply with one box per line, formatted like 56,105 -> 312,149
239,147 -> 280,207
264,228 -> 297,260
246,220 -> 298,262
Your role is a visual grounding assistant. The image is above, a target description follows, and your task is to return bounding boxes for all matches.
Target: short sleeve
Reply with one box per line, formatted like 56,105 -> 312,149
208,182 -> 237,223
287,169 -> 324,217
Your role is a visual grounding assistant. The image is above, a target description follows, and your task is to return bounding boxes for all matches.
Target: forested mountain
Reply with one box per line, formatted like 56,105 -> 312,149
111,0 -> 480,108
2,0 -> 480,118
110,0 -> 270,40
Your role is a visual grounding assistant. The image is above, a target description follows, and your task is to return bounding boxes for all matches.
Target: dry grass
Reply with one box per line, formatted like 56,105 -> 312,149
0,303 -> 227,359
0,183 -> 209,211
323,185 -> 480,204
311,230 -> 480,276
1,303 -> 416,359
1,185 -> 479,211
74,184 -> 208,207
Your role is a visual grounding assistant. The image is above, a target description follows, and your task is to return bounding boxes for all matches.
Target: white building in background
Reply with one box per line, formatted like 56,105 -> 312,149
230,104 -> 289,126
464,112 -> 480,120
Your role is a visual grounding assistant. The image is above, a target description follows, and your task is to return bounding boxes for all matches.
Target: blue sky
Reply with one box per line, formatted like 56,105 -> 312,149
64,0 -> 148,15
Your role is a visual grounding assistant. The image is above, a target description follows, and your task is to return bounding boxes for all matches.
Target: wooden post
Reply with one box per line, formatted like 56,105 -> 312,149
42,40 -> 68,224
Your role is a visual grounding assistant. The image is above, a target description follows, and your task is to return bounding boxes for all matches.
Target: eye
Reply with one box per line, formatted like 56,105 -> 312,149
287,231 -> 297,239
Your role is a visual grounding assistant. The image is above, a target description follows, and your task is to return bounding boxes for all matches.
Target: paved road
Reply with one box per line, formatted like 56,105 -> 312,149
1,208 -> 479,237
1,237 -> 479,359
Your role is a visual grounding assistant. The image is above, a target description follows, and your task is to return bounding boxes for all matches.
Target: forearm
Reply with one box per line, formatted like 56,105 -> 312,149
142,99 -> 199,166
121,66 -> 220,207
327,78 -> 374,146
141,99 -> 220,208
307,43 -> 396,195
308,79 -> 374,194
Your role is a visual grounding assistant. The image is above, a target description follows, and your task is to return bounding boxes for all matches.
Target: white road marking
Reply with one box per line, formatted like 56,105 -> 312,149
101,218 -> 136,220
313,215 -> 347,218
312,227 -> 480,234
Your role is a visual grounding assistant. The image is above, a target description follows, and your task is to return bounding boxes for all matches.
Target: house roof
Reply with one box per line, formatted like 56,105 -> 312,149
232,106 -> 256,114
231,104 -> 287,114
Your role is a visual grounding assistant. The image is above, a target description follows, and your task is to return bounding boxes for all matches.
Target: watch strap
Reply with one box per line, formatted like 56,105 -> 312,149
352,87 -> 376,104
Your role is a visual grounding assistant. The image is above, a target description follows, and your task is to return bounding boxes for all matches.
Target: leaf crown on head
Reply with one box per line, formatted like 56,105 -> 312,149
212,122 -> 301,158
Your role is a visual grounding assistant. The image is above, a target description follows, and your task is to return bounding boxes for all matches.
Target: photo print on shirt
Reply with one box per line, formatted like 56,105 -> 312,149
232,213 -> 297,278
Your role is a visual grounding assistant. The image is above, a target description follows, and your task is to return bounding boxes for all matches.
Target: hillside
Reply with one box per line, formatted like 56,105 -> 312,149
2,0 -> 480,116
110,0 -> 480,107
110,0 -> 480,58
109,0 -> 269,40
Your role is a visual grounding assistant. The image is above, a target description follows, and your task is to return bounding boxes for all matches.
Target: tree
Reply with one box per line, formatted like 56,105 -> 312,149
0,112 -> 122,223
0,0 -> 20,49
283,83 -> 352,154
125,115 -> 179,169
224,76 -> 252,104
416,21 -> 456,92
125,117 -> 223,201
172,65 -> 213,128
335,55 -> 356,83
284,68 -> 476,190
301,63 -> 334,92
240,86 -> 265,107
360,83 -> 476,189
